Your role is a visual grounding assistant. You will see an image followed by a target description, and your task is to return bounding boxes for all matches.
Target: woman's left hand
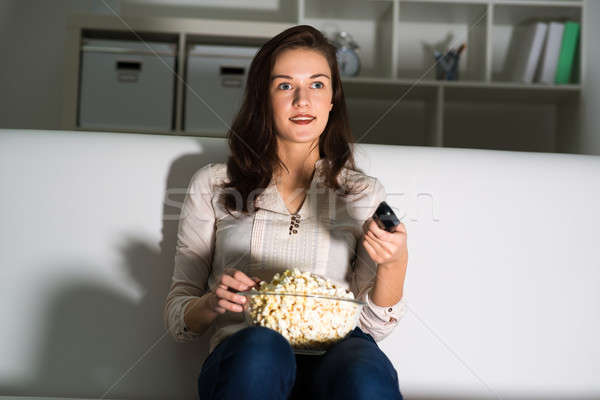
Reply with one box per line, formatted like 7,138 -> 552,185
362,218 -> 408,269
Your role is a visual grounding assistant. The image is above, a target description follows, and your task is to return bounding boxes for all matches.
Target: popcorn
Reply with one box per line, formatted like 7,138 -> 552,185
245,268 -> 361,350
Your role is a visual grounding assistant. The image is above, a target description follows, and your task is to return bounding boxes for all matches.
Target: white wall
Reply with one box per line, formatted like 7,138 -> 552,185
0,0 -> 121,130
0,1 -> 14,30
120,0 -> 297,21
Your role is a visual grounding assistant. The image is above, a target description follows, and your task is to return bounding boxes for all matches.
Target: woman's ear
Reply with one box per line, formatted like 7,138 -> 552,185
329,102 -> 333,112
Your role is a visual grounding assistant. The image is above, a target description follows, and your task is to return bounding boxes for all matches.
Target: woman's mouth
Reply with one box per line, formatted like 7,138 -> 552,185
289,116 -> 316,125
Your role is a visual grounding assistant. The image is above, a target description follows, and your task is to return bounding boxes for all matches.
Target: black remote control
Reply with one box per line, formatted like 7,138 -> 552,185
373,201 -> 401,232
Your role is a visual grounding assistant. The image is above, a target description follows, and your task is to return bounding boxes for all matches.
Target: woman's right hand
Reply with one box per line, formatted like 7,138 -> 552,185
209,268 -> 261,314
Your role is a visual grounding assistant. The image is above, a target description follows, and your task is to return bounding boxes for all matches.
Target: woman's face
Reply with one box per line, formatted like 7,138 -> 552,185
269,48 -> 334,145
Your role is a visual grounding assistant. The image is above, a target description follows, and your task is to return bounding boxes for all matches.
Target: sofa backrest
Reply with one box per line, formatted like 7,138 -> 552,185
1,129 -> 599,399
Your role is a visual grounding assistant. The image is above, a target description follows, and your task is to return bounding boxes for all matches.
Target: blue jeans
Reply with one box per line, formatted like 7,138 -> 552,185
197,325 -> 403,399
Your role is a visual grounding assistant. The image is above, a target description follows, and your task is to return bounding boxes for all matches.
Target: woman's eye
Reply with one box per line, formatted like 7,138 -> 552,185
278,83 -> 292,90
312,82 -> 324,89
277,82 -> 325,90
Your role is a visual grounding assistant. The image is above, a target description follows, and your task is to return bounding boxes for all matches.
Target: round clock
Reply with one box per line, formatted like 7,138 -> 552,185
334,31 -> 361,77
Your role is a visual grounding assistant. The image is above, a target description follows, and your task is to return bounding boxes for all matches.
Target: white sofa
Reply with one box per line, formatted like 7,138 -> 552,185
1,129 -> 600,400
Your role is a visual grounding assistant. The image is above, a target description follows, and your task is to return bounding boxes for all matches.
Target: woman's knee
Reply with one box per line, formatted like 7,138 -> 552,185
198,326 -> 297,399
226,326 -> 295,370
314,339 -> 402,399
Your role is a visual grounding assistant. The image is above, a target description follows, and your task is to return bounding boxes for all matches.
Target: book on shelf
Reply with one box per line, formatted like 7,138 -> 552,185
508,21 -> 548,84
533,20 -> 581,85
554,21 -> 580,85
506,19 -> 581,85
534,21 -> 564,85
570,30 -> 581,84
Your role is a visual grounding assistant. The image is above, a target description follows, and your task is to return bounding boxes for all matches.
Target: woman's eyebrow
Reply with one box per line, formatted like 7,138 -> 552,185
270,73 -> 330,81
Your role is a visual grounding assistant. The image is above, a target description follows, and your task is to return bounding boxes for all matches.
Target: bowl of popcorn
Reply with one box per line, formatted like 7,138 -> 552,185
239,268 -> 365,355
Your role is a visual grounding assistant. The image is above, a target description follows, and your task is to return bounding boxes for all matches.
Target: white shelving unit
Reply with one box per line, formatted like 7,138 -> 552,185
62,0 -> 585,153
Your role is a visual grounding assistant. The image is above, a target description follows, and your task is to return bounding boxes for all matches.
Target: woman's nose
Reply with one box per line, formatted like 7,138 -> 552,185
293,87 -> 310,107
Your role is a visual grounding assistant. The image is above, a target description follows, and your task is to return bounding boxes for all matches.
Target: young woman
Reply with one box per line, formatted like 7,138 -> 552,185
164,25 -> 409,399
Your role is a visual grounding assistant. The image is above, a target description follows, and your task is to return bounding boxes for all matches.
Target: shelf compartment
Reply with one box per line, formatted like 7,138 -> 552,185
491,3 -> 582,83
303,0 -> 395,79
346,97 -> 429,146
396,1 -> 488,82
443,101 -> 557,152
342,77 -> 439,147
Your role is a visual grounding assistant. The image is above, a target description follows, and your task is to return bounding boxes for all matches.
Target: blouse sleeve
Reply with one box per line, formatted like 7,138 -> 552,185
163,163 -> 216,342
349,177 -> 407,342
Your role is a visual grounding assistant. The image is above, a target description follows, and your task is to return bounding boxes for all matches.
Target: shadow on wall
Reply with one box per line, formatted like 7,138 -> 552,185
0,142 -> 226,399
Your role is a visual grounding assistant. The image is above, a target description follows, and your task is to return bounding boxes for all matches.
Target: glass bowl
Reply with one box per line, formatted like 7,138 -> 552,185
238,290 -> 366,355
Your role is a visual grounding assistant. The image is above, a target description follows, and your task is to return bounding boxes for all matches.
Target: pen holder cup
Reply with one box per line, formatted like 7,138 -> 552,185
435,53 -> 461,81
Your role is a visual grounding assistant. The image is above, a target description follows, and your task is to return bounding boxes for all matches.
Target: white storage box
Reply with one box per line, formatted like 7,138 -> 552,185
185,44 -> 259,135
79,39 -> 177,131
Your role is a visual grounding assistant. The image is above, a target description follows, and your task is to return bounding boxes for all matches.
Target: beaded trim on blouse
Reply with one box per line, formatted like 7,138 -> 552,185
289,214 -> 301,235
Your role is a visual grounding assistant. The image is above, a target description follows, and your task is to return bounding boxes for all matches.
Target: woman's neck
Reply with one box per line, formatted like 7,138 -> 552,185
275,143 -> 320,189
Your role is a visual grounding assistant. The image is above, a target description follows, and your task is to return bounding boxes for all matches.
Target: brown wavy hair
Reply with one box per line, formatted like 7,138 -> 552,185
220,24 -> 366,215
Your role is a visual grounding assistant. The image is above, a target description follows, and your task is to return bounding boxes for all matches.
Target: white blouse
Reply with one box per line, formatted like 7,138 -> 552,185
163,158 -> 406,355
